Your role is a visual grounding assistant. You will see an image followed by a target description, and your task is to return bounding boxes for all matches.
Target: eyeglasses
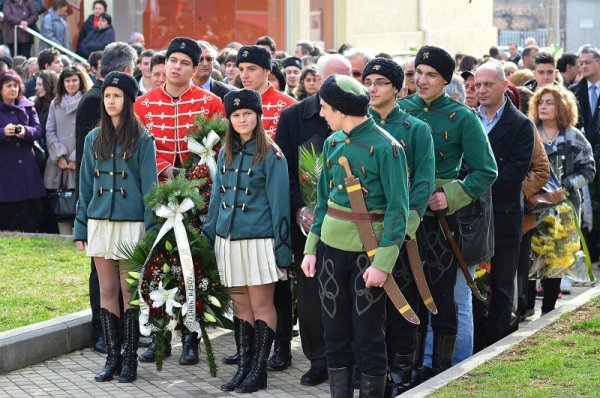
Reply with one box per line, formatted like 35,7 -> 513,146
200,56 -> 215,63
352,71 -> 362,78
363,80 -> 393,88
405,72 -> 415,77
578,60 -> 598,66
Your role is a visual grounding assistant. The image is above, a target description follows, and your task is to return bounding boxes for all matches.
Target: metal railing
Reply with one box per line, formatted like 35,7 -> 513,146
13,23 -> 86,63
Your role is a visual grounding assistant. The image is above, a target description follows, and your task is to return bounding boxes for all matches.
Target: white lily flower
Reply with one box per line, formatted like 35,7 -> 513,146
181,301 -> 189,316
149,281 -> 183,316
204,312 -> 216,323
207,295 -> 222,308
167,317 -> 178,331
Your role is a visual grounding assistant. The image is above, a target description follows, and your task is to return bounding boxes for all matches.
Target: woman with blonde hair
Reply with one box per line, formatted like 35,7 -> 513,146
525,85 -> 595,316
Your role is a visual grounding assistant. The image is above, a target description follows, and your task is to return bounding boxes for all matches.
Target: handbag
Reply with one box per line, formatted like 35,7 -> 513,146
458,187 -> 495,266
525,169 -> 566,213
49,170 -> 77,221
32,140 -> 47,174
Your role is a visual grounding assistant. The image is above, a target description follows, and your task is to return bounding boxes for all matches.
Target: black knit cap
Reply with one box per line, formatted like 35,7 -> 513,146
415,45 -> 456,85
319,75 -> 369,117
282,56 -> 303,70
236,45 -> 272,70
362,58 -> 404,90
102,71 -> 138,102
224,89 -> 263,119
166,37 -> 201,66
0,55 -> 13,69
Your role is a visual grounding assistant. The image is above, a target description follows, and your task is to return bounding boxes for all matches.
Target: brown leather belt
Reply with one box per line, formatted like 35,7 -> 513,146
327,208 -> 384,222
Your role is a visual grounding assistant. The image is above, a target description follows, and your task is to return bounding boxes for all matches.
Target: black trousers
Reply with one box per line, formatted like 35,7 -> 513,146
0,199 -> 41,232
486,243 -> 520,345
273,279 -> 293,341
386,244 -> 421,356
516,231 -> 532,314
8,42 -> 32,58
527,278 -> 560,314
416,215 -> 460,336
295,241 -> 326,367
318,245 -> 387,376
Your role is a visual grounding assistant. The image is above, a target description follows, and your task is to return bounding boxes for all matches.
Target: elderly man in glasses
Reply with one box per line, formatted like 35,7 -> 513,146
193,40 -> 235,100
344,48 -> 374,82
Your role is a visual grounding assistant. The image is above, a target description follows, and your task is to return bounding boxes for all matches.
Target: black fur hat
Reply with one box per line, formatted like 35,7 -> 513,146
319,75 -> 369,117
362,58 -> 405,90
166,37 -> 201,66
236,45 -> 272,70
415,45 -> 456,85
102,71 -> 138,102
224,89 -> 263,119
282,56 -> 303,70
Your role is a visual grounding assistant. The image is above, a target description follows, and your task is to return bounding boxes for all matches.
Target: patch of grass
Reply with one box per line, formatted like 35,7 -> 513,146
0,235 -> 89,332
432,297 -> 600,398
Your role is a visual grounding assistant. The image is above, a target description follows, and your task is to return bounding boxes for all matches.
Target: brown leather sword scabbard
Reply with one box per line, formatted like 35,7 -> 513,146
338,156 -> 420,325
404,239 -> 438,314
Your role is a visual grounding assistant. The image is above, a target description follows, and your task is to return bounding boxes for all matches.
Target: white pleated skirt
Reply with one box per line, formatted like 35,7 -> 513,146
87,219 -> 145,260
214,236 -> 286,287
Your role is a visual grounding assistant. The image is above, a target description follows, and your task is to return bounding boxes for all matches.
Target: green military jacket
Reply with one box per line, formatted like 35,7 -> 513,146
304,117 -> 409,273
397,94 -> 497,215
74,127 -> 158,242
370,105 -> 435,238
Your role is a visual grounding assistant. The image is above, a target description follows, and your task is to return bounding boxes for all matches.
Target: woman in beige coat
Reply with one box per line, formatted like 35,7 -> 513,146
44,65 -> 91,234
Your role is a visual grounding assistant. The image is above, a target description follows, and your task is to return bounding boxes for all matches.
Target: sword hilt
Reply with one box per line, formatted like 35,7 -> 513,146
338,156 -> 353,178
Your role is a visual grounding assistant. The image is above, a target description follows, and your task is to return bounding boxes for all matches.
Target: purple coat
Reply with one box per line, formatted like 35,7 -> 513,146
0,97 -> 46,202
2,0 -> 38,44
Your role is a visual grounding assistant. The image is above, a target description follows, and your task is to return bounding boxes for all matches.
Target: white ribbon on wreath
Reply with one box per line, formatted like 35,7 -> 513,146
138,198 -> 201,335
187,130 -> 220,180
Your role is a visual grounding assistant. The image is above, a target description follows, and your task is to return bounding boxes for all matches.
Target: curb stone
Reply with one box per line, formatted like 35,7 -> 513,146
401,283 -> 600,397
0,310 -> 92,374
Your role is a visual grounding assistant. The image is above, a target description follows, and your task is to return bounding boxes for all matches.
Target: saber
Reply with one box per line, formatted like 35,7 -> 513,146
338,156 -> 419,325
405,239 -> 438,314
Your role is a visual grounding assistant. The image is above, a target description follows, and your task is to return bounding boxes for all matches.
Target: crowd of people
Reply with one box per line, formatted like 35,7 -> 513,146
1,1 -> 599,397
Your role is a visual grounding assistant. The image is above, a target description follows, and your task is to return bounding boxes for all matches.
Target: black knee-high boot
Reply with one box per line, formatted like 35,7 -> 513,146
410,331 -> 427,386
328,367 -> 354,398
430,334 -> 456,377
119,309 -> 139,383
95,309 -> 121,382
221,319 -> 255,391
235,319 -> 275,393
385,353 -> 415,397
359,373 -> 386,398
222,316 -> 240,365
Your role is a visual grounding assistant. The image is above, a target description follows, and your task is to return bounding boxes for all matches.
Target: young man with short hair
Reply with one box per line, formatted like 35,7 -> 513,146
282,56 -> 303,98
363,57 -> 435,396
236,45 -> 295,138
137,49 -> 155,95
557,53 -> 579,87
134,37 -> 223,365
302,74 -> 410,397
149,52 -> 166,89
398,45 -> 497,381
24,48 -> 63,97
524,52 -> 558,92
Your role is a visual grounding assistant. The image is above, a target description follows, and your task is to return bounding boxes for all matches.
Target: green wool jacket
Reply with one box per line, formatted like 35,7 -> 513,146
397,94 -> 497,215
74,127 -> 158,241
202,138 -> 293,268
370,105 -> 435,238
304,117 -> 409,273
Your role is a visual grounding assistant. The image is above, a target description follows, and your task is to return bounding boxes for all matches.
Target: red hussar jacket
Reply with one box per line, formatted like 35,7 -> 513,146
134,84 -> 224,176
260,84 -> 295,139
